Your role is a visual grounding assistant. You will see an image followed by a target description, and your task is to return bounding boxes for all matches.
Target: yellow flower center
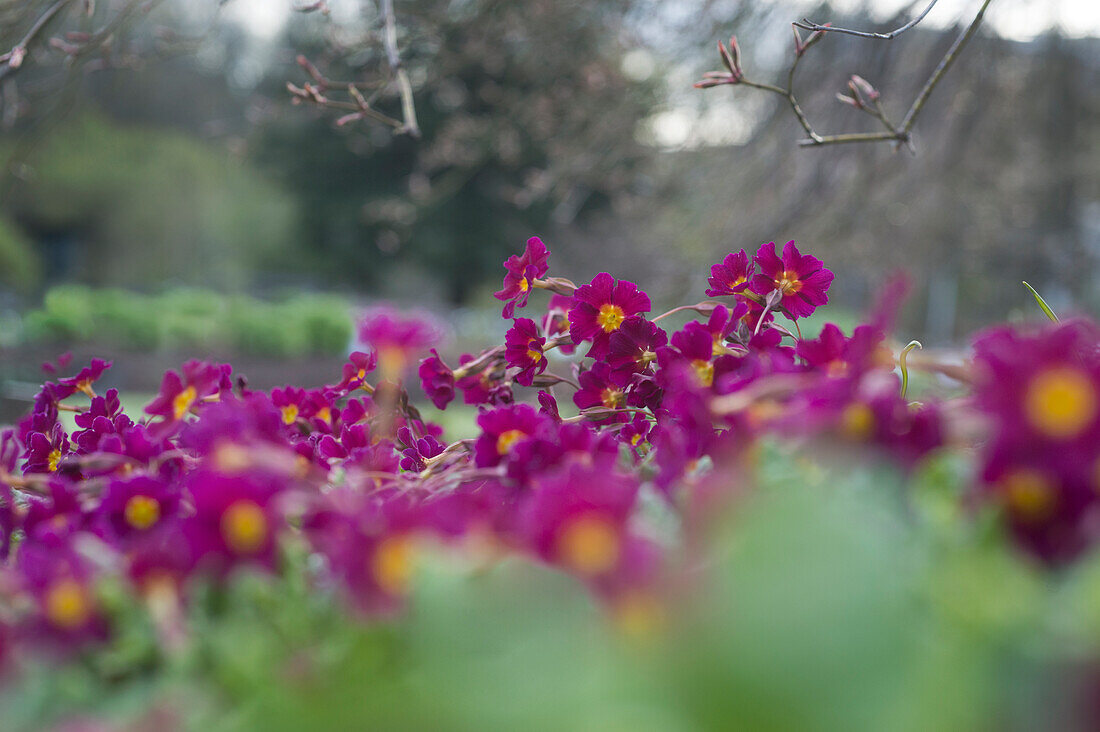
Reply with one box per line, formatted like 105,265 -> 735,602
281,404 -> 300,425
596,304 -> 626,333
496,429 -> 528,455
556,514 -> 621,575
526,345 -> 544,363
691,359 -> 714,387
316,406 -> 332,424
1024,367 -> 1097,440
124,495 -> 161,531
173,386 -> 197,420
1002,469 -> 1056,523
44,579 -> 91,630
371,534 -> 416,596
47,448 -> 63,472
729,275 -> 746,289
774,270 -> 803,295
519,276 -> 530,293
220,500 -> 269,555
600,387 -> 624,409
841,402 -> 875,440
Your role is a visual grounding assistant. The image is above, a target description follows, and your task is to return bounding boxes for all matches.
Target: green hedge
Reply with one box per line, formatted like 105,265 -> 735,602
22,286 -> 352,357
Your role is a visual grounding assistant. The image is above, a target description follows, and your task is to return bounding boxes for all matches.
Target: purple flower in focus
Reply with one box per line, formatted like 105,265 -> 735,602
706,249 -> 753,297
418,350 -> 456,410
474,403 -> 549,468
749,241 -> 833,319
495,236 -> 550,318
505,318 -> 548,387
606,316 -> 667,386
569,273 -> 651,360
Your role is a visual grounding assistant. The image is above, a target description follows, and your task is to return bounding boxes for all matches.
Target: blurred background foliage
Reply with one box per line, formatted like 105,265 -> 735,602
21,286 -> 352,357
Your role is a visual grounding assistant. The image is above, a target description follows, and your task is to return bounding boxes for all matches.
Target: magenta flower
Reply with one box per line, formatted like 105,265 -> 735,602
537,390 -> 561,422
749,241 -> 833,319
22,480 -> 86,544
504,318 -> 548,387
521,464 -> 639,578
501,422 -> 617,486
706,249 -> 753,297
977,446 -> 1096,564
569,273 -> 651,360
22,424 -> 71,474
96,475 -> 180,544
974,320 -> 1100,446
418,350 -> 456,410
621,414 -> 653,455
57,358 -> 112,398
358,307 -> 443,380
474,403 -> 550,468
182,470 -> 283,575
146,360 -> 228,425
332,351 -> 378,395
72,389 -> 133,453
17,541 -> 107,644
457,357 -> 512,406
574,362 -> 628,415
303,491 -> 433,613
271,386 -> 308,427
606,316 -> 667,386
495,236 -> 550,318
398,427 -> 445,472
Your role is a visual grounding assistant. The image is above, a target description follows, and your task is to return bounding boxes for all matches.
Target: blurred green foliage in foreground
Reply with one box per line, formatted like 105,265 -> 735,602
2,444 -> 1090,731
20,286 -> 352,358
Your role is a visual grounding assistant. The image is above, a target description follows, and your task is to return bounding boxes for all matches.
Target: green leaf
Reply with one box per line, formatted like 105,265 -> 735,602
1022,281 -> 1059,322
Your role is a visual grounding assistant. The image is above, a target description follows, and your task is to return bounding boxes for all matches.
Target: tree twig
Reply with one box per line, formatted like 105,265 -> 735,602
794,0 -> 940,40
380,0 -> 420,139
899,0 -> 994,134
698,0 -> 997,151
0,0 -> 74,82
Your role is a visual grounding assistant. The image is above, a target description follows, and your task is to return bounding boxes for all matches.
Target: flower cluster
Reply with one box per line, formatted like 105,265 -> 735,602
2,233 -> 1094,673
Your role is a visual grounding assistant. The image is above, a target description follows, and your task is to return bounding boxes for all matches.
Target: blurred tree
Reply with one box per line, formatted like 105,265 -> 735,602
1,112 -> 297,291
251,0 -> 660,303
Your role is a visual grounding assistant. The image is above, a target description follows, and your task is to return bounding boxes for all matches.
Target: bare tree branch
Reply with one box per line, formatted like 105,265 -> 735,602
794,0 -> 940,40
0,0 -> 74,82
899,0 -> 994,135
380,0 -> 420,139
697,0 -> 997,151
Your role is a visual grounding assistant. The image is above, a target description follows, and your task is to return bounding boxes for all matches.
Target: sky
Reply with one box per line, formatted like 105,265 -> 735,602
224,0 -> 1100,42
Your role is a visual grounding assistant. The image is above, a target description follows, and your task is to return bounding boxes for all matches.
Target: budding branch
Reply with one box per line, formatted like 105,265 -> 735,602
698,0 -> 996,150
